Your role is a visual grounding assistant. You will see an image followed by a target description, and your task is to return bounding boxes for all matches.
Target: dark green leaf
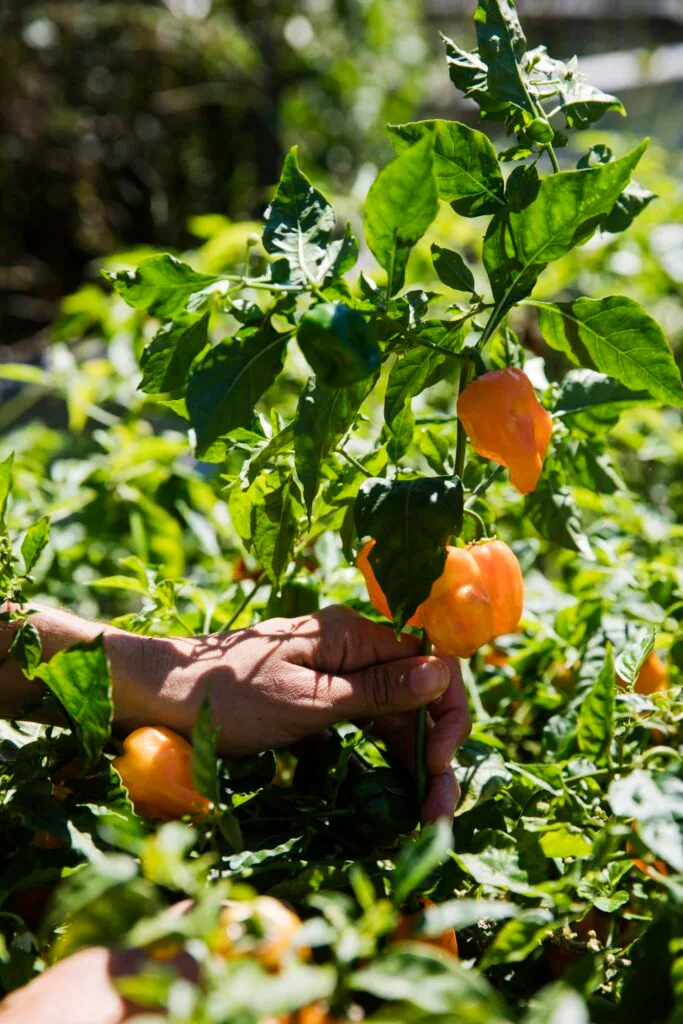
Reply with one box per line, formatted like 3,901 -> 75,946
560,79 -> 626,129
139,314 -> 209,394
297,303 -> 380,388
480,908 -> 555,969
474,0 -> 534,115
553,369 -> 649,433
526,464 -> 593,559
364,134 -> 438,296
454,829 -> 540,897
577,644 -> 614,763
453,740 -> 512,816
354,476 -> 464,629
521,985 -> 590,1024
388,120 -> 504,217
263,147 -> 347,287
351,945 -> 502,1013
295,377 -> 373,516
187,325 -> 287,459
603,181 -> 656,233
533,295 -> 683,406
384,347 -> 448,442
393,819 -> 453,906
9,620 -> 42,679
250,474 -> 301,587
431,244 -> 476,293
35,637 -> 113,770
104,255 -> 218,319
618,916 -> 674,1024
609,770 -> 683,873
191,697 -> 220,805
418,899 -> 518,936
483,143 -> 647,312
21,516 -> 50,574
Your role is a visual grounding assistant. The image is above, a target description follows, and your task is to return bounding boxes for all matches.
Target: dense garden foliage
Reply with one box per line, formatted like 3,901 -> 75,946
1,0 -> 682,1020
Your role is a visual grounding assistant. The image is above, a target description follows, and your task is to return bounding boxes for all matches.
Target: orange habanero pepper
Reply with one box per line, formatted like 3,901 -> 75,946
113,726 -> 211,822
392,897 -> 458,959
418,541 -> 524,658
457,368 -> 553,494
617,651 -> 668,696
357,539 -> 422,627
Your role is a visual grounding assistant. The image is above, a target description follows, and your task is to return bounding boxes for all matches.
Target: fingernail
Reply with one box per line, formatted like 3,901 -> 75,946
410,659 -> 449,699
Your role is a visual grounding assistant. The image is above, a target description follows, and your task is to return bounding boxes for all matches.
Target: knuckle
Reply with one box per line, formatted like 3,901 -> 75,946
366,662 -> 395,714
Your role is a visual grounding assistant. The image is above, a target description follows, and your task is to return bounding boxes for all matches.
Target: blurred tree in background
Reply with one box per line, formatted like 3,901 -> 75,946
0,0 -> 427,345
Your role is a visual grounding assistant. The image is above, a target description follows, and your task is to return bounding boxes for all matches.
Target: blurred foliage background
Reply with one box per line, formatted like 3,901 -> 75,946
2,0 -> 683,348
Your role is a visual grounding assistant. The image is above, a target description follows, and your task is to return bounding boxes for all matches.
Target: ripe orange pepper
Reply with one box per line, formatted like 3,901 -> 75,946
113,726 -> 212,822
617,651 -> 668,696
457,368 -> 553,494
357,540 -> 422,626
215,896 -> 307,971
419,541 -> 524,658
392,897 -> 458,958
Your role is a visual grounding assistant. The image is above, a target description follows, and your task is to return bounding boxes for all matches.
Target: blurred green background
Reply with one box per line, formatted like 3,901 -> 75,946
2,0 -> 683,349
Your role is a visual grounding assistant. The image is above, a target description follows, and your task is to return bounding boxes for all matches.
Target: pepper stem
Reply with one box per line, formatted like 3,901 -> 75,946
415,629 -> 431,814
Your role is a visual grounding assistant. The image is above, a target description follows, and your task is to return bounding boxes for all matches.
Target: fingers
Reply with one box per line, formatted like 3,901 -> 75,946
424,654 -> 472,776
288,605 -> 421,674
328,655 -> 450,719
421,770 -> 460,824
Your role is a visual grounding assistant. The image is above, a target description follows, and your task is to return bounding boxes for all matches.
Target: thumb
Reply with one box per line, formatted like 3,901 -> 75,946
335,656 -> 450,718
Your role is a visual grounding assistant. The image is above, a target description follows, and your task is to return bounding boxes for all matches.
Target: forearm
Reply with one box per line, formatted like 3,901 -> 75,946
0,602 -> 162,730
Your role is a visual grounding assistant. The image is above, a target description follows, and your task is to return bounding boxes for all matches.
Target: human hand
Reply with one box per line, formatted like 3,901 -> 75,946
130,606 -> 471,821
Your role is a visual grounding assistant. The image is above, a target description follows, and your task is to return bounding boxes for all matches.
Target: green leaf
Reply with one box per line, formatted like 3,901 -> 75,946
526,464 -> 593,559
532,296 -> 683,407
453,740 -> 512,816
297,303 -> 381,388
388,120 -> 504,217
615,629 -> 655,688
104,255 -> 218,319
609,770 -> 683,873
431,244 -> 476,293
139,314 -> 210,394
263,147 -> 350,287
553,369 -> 649,432
539,828 -> 593,859
0,452 -> 13,525
364,134 -> 439,296
603,181 -> 656,233
295,377 -> 373,516
483,143 -> 647,313
249,474 -> 301,587
21,516 -> 50,573
393,819 -> 453,907
9,621 -> 42,679
187,325 -> 287,460
354,476 -> 464,630
560,79 -> 626,130
577,644 -> 615,764
474,0 -> 534,115
191,698 -> 220,805
351,945 -> 502,1013
417,899 -> 518,936
480,908 -> 555,969
384,347 -> 449,441
35,637 -> 113,770
521,985 -> 590,1024
454,829 -> 541,897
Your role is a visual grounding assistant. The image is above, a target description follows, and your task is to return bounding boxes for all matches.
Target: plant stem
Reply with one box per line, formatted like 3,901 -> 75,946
454,357 -> 474,480
463,507 -> 487,540
545,143 -> 561,174
415,629 -> 431,813
225,576 -> 265,630
465,464 -> 504,505
336,446 -> 373,478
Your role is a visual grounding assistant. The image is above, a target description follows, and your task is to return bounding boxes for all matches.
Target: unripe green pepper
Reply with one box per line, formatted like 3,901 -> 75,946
526,118 -> 554,144
297,302 -> 381,388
